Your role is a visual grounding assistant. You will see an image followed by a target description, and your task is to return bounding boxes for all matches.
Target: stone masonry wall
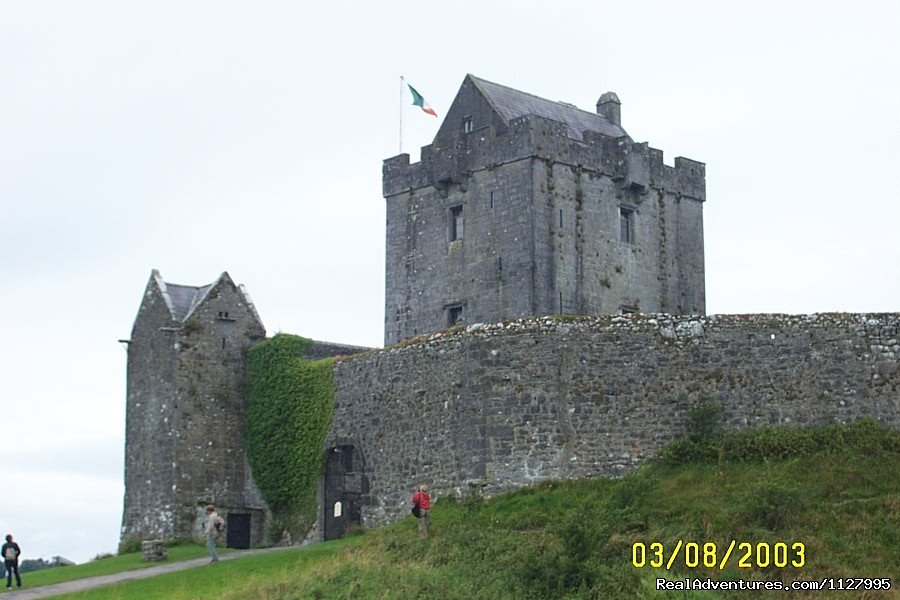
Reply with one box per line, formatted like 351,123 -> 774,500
122,274 -> 269,546
385,158 -> 535,345
384,112 -> 706,345
122,285 -> 179,540
328,313 -> 898,529
170,281 -> 267,542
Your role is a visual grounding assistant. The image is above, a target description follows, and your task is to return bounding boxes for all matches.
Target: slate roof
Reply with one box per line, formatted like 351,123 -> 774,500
144,270 -> 264,329
164,283 -> 214,322
469,75 -> 627,141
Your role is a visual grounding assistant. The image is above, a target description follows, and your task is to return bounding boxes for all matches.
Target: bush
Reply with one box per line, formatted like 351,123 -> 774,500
117,538 -> 141,555
684,396 -> 723,441
659,396 -> 722,464
606,473 -> 654,532
741,478 -> 804,530
518,507 -> 619,597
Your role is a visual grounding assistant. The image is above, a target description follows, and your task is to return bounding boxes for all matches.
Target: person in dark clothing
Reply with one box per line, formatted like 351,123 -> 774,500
2,534 -> 21,589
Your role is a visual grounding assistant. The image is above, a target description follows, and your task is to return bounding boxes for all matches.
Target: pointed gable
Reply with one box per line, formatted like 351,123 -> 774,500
434,75 -> 627,144
433,74 -> 508,144
163,282 -> 214,322
142,270 -> 263,327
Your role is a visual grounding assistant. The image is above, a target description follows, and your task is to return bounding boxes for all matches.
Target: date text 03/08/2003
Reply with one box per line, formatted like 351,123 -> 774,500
632,541 -> 805,570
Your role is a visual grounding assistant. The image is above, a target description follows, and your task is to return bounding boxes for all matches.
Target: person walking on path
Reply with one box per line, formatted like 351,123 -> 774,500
2,534 -> 22,589
202,505 -> 224,563
412,484 -> 431,537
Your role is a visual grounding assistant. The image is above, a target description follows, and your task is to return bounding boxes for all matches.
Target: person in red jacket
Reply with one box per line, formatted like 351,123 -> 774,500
412,484 -> 431,537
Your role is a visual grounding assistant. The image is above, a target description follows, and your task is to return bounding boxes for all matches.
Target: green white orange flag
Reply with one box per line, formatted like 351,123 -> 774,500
407,83 -> 437,117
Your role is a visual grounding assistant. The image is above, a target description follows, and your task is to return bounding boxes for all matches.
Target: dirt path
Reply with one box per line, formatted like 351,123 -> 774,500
2,546 -> 292,599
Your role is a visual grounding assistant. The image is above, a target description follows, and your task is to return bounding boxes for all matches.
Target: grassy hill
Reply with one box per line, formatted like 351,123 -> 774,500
56,419 -> 898,599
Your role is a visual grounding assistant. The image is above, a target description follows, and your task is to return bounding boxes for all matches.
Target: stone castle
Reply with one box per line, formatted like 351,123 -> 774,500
384,75 -> 705,344
121,76 -> 898,547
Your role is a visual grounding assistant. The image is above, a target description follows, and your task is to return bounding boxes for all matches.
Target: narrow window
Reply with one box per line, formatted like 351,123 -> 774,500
333,502 -> 342,517
448,305 -> 463,326
559,209 -> 563,228
489,190 -> 494,209
619,207 -> 635,243
462,116 -> 473,133
222,336 -> 227,349
450,205 -> 464,241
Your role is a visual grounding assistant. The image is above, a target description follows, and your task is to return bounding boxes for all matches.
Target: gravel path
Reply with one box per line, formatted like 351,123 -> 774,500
2,546 -> 293,599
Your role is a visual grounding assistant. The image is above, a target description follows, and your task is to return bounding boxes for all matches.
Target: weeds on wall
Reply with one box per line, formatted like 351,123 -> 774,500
244,334 -> 335,541
661,395 -> 898,464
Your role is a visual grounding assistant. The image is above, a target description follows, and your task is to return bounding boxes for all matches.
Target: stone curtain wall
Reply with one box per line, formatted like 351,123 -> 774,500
329,313 -> 898,528
303,341 -> 373,361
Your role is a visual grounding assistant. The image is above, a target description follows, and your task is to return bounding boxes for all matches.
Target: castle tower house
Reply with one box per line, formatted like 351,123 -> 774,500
383,75 -> 706,345
121,270 -> 269,547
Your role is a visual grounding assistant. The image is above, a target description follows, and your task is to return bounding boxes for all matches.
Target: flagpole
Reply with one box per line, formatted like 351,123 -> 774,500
399,75 -> 404,155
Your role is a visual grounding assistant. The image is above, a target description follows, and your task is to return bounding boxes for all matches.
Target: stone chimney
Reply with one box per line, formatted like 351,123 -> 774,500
597,92 -> 621,126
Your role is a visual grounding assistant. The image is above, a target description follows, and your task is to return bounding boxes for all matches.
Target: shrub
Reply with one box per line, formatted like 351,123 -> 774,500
684,396 -> 723,441
117,538 -> 141,555
741,478 -> 804,530
659,396 -> 722,464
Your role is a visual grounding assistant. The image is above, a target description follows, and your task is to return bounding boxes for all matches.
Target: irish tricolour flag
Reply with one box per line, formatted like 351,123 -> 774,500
408,83 -> 437,117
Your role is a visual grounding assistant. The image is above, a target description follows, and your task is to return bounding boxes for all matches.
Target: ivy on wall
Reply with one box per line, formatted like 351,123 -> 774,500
244,334 -> 335,540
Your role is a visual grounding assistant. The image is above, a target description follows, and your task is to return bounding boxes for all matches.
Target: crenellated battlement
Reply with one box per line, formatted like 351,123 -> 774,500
383,113 -> 705,201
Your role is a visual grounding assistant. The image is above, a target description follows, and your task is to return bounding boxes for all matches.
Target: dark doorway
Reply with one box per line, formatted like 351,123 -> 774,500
323,445 -> 363,541
226,513 -> 251,549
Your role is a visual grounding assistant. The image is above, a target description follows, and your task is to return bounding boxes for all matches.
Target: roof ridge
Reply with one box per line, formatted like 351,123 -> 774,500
151,270 -> 178,321
468,74 -> 605,123
180,273 -> 225,322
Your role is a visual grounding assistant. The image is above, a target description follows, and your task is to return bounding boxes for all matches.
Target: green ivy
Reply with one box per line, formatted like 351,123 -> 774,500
244,334 -> 335,540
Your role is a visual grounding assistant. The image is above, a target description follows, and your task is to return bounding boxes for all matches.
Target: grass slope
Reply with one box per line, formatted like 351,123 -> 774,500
57,421 -> 898,599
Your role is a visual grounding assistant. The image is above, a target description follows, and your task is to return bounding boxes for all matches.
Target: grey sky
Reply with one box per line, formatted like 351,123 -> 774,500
1,0 -> 897,563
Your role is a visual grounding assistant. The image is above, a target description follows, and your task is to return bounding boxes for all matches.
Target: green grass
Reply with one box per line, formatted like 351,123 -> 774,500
50,543 -> 350,600
48,421 -> 900,599
20,543 -> 234,589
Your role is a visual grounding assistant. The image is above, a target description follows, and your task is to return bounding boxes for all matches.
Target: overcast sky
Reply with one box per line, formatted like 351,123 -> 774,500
1,1 -> 898,564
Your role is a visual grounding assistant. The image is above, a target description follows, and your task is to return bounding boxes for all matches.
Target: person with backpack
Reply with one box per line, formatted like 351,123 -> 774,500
2,534 -> 21,589
203,505 -> 224,562
412,484 -> 431,537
